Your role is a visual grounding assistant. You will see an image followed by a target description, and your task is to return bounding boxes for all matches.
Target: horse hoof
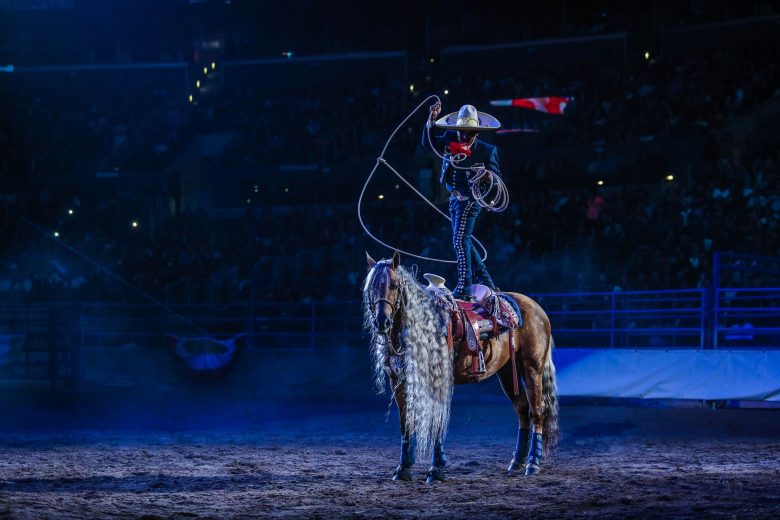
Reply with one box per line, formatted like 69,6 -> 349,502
524,463 -> 541,476
392,464 -> 413,482
426,466 -> 446,484
507,460 -> 523,473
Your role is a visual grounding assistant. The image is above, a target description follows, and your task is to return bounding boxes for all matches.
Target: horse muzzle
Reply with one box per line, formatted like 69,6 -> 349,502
375,316 -> 392,335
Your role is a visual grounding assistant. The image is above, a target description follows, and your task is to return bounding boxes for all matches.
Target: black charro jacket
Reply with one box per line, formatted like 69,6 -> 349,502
423,128 -> 501,198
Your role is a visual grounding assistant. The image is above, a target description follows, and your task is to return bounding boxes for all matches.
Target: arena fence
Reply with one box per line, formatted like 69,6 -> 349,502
3,287 -> 780,374
2,286 -> 779,389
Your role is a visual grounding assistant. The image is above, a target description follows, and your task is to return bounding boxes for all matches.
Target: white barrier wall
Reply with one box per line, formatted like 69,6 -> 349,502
553,349 -> 780,401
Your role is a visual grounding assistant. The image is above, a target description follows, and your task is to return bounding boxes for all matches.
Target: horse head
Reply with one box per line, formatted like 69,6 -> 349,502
365,251 -> 402,335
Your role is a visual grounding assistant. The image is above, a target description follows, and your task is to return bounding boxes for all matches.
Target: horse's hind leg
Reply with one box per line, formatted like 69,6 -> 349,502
388,372 -> 416,481
498,347 -> 531,474
522,354 -> 547,476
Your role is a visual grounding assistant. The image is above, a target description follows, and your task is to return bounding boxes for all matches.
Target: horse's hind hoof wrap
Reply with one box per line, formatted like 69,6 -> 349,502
524,463 -> 541,476
426,466 -> 446,484
392,464 -> 413,481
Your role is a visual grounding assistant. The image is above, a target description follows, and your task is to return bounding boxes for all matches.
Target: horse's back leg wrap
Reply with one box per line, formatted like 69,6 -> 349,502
525,431 -> 543,476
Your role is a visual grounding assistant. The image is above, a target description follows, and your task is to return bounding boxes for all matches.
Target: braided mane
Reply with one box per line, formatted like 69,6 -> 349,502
362,262 -> 454,455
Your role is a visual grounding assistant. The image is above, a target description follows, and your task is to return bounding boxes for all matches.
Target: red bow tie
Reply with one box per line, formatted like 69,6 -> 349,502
449,141 -> 472,156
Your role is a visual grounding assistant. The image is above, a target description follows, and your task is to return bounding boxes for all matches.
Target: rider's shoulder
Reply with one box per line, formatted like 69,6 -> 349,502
476,139 -> 497,153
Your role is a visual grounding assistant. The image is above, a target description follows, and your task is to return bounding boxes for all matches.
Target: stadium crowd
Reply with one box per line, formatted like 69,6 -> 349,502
1,122 -> 777,303
1,21 -> 778,304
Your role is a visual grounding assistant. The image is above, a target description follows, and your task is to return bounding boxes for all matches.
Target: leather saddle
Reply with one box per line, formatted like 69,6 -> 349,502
449,285 -> 521,374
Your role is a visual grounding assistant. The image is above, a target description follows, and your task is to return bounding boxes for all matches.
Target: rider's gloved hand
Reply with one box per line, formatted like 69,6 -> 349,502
430,101 -> 441,120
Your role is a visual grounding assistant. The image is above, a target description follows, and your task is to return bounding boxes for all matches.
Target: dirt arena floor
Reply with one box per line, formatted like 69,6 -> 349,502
1,394 -> 779,519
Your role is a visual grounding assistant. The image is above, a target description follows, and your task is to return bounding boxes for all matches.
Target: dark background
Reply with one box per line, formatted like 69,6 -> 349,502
1,0 -> 779,306
0,2 -> 779,517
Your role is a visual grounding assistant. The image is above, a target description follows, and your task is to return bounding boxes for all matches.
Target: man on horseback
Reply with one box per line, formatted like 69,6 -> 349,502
425,102 -> 502,301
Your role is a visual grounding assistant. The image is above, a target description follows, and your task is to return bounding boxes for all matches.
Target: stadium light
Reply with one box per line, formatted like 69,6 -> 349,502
666,174 -> 674,181
131,221 -> 138,228
409,84 -> 414,93
203,66 -> 208,74
188,94 -> 193,103
644,51 -> 650,60
444,89 -> 449,95
211,62 -> 216,70
196,80 -> 201,88
597,180 -> 604,186
53,231 -> 59,237
67,209 -> 74,215
378,194 -> 384,200
429,58 -> 435,64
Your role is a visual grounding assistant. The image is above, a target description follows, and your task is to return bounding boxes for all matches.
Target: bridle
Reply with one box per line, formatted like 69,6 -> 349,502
372,294 -> 403,326
369,266 -> 405,351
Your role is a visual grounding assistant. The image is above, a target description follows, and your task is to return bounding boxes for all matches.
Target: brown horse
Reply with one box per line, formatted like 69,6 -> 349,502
362,251 -> 558,482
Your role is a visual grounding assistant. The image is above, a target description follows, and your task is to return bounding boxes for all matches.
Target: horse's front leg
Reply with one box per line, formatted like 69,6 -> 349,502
388,370 -> 416,481
425,437 -> 447,484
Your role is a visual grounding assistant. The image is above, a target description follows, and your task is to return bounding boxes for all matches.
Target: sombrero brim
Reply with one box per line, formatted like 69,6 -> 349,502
434,111 -> 501,132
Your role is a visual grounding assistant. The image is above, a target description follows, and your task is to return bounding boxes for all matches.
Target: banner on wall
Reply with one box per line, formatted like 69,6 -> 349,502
553,349 -> 780,401
166,334 -> 245,373
489,96 -> 573,114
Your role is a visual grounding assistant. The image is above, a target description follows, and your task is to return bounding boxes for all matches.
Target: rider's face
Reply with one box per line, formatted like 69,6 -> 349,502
458,130 -> 477,143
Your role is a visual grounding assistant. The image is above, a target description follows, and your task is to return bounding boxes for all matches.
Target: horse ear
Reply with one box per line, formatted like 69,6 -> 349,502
392,251 -> 400,269
366,251 -> 377,268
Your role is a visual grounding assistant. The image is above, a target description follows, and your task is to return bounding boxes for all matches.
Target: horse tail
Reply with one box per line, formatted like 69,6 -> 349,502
542,335 -> 559,455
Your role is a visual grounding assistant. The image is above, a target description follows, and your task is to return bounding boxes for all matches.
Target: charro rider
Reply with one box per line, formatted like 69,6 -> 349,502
425,101 -> 502,300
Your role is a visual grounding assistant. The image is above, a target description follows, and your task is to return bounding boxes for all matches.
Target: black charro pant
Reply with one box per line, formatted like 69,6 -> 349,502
449,196 -> 495,294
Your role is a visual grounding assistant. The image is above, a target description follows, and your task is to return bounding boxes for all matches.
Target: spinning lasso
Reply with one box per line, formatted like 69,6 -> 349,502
358,95 -> 510,264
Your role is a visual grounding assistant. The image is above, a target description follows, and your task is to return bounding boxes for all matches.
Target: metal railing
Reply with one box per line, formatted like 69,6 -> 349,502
714,287 -> 780,349
67,288 -> 780,350
3,286 -> 780,382
534,289 -> 706,349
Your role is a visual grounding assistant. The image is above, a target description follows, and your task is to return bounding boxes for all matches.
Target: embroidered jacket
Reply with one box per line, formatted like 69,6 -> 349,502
423,129 -> 501,198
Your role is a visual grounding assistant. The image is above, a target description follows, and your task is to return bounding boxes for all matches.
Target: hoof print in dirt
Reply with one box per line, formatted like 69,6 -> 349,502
426,466 -> 446,484
392,465 -> 413,481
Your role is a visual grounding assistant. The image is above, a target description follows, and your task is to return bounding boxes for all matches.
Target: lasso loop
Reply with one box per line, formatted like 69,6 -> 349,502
358,95 -> 509,264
